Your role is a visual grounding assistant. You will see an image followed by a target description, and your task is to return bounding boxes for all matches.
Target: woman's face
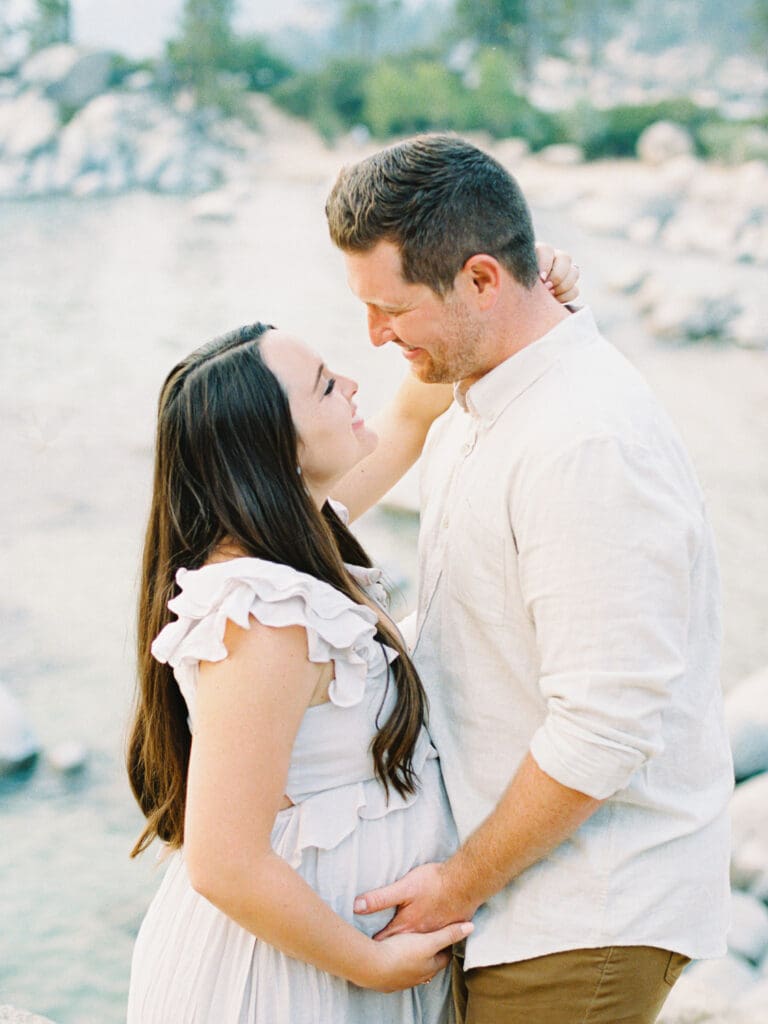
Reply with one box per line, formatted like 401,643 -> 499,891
261,330 -> 378,501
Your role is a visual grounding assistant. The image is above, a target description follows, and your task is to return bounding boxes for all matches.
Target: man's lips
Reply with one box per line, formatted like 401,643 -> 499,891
400,345 -> 424,361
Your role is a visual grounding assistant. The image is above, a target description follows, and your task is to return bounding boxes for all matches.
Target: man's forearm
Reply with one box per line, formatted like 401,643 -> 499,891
442,752 -> 603,913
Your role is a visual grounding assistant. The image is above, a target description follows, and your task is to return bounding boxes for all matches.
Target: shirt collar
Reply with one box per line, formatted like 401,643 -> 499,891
454,306 -> 599,427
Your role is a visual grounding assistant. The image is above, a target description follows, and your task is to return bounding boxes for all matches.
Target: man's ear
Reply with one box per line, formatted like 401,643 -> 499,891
459,254 -> 502,310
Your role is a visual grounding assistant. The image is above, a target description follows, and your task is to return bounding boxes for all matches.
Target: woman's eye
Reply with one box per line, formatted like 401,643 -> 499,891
323,377 -> 336,396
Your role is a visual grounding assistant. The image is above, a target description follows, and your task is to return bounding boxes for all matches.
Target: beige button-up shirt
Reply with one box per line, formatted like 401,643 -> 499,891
413,307 -> 732,969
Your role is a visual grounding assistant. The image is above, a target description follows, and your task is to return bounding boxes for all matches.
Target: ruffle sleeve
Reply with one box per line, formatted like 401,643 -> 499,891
150,558 -> 397,721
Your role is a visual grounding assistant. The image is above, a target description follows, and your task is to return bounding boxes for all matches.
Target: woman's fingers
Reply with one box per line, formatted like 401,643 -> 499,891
425,920 -> 474,956
535,242 -> 556,281
551,259 -> 580,299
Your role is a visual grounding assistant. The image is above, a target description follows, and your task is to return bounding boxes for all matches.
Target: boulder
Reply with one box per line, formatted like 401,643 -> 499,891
133,119 -> 188,188
47,51 -> 115,108
731,771 -> 768,900
189,187 -> 237,221
605,262 -> 648,295
48,740 -> 88,774
538,143 -> 584,166
661,201 -> 750,261
626,215 -> 662,245
0,89 -> 59,159
20,44 -> 80,87
647,291 -> 741,342
53,91 -> 163,192
659,953 -> 757,1022
637,121 -> 695,165
728,890 -> 768,964
0,1009 -> 57,1024
493,137 -> 530,168
0,159 -> 28,199
738,976 -> 768,1017
123,70 -> 154,92
727,667 -> 768,779
0,682 -> 40,775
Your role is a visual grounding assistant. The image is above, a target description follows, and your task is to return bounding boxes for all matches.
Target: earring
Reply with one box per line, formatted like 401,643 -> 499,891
296,466 -> 302,476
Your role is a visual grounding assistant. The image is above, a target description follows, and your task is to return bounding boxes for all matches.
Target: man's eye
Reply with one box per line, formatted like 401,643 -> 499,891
323,377 -> 336,396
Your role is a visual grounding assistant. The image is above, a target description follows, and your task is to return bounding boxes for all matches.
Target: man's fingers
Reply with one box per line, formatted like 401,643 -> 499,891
354,882 -> 404,915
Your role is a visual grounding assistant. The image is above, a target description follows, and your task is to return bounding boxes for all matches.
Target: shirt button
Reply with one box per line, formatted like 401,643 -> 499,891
441,515 -> 449,530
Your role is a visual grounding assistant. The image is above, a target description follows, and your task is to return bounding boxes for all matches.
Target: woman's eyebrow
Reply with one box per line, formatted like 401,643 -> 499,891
313,362 -> 326,392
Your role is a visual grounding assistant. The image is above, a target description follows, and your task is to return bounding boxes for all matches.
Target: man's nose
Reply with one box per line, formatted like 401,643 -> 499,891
367,308 -> 395,348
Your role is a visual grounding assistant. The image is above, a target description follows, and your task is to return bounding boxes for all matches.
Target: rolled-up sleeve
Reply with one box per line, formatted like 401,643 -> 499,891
518,435 -> 702,800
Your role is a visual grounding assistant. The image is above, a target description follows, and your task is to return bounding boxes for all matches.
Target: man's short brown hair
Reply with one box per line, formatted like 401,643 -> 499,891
325,134 -> 539,295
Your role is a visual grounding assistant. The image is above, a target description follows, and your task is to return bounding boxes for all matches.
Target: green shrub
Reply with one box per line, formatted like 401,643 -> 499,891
363,59 -> 466,137
270,58 -> 369,141
218,35 -> 293,92
563,98 -> 715,159
698,120 -> 768,162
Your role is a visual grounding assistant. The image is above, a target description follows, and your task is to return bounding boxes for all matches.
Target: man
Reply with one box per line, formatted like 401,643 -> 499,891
325,135 -> 732,1023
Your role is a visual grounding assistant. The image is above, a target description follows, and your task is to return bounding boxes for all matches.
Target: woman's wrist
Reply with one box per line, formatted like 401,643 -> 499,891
348,936 -> 389,990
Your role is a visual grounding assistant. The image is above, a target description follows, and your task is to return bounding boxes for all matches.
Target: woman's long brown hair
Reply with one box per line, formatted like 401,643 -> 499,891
128,323 -> 428,857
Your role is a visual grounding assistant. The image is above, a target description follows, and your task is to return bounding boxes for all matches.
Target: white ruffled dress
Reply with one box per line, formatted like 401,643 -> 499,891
127,553 -> 458,1024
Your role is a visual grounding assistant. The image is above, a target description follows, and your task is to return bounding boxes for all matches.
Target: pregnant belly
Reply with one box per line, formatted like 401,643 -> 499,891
272,757 -> 458,937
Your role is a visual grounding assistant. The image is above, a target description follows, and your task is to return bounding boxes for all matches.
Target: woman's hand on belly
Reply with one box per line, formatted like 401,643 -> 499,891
358,921 -> 474,992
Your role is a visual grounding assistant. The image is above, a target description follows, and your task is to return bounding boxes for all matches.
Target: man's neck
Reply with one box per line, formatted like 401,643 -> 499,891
460,281 -> 572,391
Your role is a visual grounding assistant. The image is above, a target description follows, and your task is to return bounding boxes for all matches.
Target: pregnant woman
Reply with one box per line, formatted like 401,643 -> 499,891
126,253 -> 578,1023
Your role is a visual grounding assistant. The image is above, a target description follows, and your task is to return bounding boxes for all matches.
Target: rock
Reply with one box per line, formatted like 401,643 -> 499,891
20,44 -> 80,87
0,78 -> 20,99
728,890 -> 768,964
0,682 -> 40,775
738,976 -> 768,1017
605,263 -> 648,295
53,91 -> 164,193
0,1008 -> 57,1024
659,954 -> 757,1022
124,70 -> 154,92
24,152 -> 57,198
133,120 -> 188,188
661,201 -> 749,261
735,223 -> 768,268
493,137 -> 530,168
0,90 -> 59,159
647,291 -> 741,341
637,121 -> 695,165
727,667 -> 768,779
0,158 -> 28,198
47,740 -> 88,774
47,51 -> 115,109
731,772 -> 768,901
538,143 -> 583,166
626,215 -> 661,245
189,187 -> 237,221
572,197 -> 627,236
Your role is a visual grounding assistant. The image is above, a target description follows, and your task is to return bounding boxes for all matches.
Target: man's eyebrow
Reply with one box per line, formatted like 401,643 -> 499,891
313,362 -> 325,392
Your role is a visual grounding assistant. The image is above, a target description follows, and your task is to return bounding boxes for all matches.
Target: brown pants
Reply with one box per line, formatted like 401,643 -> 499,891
452,945 -> 691,1024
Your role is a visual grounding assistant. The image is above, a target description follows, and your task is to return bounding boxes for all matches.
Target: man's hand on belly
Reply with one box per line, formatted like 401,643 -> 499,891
353,861 -> 479,940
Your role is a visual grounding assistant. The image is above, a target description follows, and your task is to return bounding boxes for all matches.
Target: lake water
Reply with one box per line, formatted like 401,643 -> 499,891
1,181 -> 766,1022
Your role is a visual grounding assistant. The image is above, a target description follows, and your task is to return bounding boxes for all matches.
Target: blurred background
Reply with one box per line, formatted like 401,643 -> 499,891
1,2 -> 767,1022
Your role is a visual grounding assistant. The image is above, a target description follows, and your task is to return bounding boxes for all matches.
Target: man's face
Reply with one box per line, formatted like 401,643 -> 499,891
344,241 -> 484,384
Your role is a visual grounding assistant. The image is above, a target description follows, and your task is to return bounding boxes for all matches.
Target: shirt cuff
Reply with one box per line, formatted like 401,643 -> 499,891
529,714 -> 650,800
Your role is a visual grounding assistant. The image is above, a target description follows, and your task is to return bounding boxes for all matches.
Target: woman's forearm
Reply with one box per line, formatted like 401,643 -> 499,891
190,848 -> 381,988
333,375 -> 453,520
